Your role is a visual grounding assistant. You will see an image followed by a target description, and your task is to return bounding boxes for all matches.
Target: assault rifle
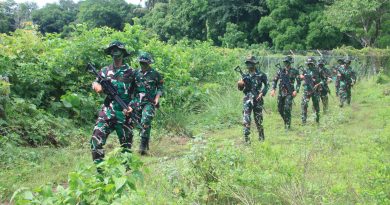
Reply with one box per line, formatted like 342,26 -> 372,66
87,63 -> 142,127
298,65 -> 321,95
276,63 -> 294,94
234,66 -> 251,93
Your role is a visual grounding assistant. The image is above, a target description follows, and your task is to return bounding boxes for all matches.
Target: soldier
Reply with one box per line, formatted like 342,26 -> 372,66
90,40 -> 135,164
300,57 -> 324,124
270,56 -> 301,130
317,58 -> 332,113
338,57 -> 357,107
131,52 -> 163,155
334,58 -> 344,97
237,55 -> 269,142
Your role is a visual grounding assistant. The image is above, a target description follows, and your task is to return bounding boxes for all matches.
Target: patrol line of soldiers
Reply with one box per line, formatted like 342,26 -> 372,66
90,41 -> 163,164
237,55 -> 356,143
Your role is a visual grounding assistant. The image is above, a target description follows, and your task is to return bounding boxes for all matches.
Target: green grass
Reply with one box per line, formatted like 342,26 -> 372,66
1,77 -> 389,204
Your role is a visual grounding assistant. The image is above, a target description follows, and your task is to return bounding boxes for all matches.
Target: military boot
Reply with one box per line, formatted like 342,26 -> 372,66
258,129 -> 265,141
244,135 -> 251,144
139,137 -> 149,155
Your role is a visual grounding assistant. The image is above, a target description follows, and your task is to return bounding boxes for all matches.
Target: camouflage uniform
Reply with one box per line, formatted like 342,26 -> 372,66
90,41 -> 135,163
272,56 -> 301,129
334,58 -> 344,97
338,58 -> 356,107
301,57 -> 324,124
130,52 -> 163,154
238,56 -> 269,142
318,59 -> 332,113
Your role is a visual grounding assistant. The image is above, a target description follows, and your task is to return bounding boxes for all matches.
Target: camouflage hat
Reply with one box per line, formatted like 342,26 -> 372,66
104,40 -> 131,57
283,56 -> 294,64
305,57 -> 316,65
245,55 -> 259,64
138,51 -> 153,64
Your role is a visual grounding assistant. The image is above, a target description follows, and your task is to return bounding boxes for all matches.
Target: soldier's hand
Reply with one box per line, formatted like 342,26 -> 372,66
300,74 -> 304,79
292,91 -> 297,97
237,79 -> 244,86
92,82 -> 103,93
124,106 -> 133,115
154,96 -> 160,106
270,89 -> 276,97
256,93 -> 263,101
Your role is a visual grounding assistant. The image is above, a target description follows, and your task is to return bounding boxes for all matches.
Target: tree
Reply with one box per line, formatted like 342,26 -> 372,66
0,0 -> 17,33
326,0 -> 390,47
219,22 -> 248,48
77,0 -> 135,30
32,1 -> 77,34
14,2 -> 38,29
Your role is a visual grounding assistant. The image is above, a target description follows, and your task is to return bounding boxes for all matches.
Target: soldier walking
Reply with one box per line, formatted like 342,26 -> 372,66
270,56 -> 301,130
237,55 -> 269,143
90,41 -> 135,164
300,57 -> 324,124
131,52 -> 164,155
338,57 -> 357,107
317,58 -> 332,113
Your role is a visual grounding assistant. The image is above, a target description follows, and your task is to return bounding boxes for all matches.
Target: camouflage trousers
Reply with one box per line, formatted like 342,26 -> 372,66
335,78 -> 340,97
132,102 -> 156,152
339,82 -> 352,107
301,92 -> 320,123
320,86 -> 329,113
91,105 -> 133,163
277,94 -> 294,129
242,96 -> 264,141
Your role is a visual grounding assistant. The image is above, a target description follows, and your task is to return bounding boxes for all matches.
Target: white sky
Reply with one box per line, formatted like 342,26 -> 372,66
13,0 -> 145,8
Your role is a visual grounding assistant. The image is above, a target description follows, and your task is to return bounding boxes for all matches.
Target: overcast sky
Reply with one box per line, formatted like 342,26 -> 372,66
13,0 -> 145,8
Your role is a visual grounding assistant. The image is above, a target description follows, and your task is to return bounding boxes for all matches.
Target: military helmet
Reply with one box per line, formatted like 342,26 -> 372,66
283,55 -> 294,64
138,51 -> 154,64
305,57 -> 316,65
104,40 -> 131,57
245,55 -> 259,64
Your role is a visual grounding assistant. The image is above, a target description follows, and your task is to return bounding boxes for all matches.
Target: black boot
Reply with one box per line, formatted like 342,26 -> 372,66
139,137 -> 149,155
258,129 -> 265,141
244,135 -> 251,144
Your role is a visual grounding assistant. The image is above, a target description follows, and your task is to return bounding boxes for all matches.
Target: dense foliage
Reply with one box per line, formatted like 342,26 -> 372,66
1,0 -> 390,49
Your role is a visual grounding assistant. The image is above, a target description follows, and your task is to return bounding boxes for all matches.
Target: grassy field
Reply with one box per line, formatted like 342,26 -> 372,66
1,77 -> 389,204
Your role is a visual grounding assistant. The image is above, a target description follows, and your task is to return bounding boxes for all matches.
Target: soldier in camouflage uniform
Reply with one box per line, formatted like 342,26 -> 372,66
338,57 -> 357,107
334,58 -> 344,97
300,57 -> 325,124
270,56 -> 301,130
237,55 -> 269,142
130,52 -> 164,155
90,41 -> 135,163
317,58 -> 332,113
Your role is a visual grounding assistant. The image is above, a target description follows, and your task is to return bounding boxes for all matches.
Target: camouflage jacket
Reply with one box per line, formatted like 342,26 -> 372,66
96,64 -> 135,110
242,69 -> 269,98
272,67 -> 301,96
301,66 -> 325,94
338,65 -> 356,85
319,66 -> 332,89
133,68 -> 164,103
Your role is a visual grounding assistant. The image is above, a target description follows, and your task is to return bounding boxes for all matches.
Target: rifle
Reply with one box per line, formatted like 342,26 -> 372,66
234,66 -> 251,93
276,63 -> 294,95
298,66 -> 321,95
87,63 -> 142,128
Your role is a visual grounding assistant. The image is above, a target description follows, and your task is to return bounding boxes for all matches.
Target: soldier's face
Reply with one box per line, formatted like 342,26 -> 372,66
111,48 -> 123,60
284,62 -> 290,67
245,62 -> 255,70
140,62 -> 150,69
